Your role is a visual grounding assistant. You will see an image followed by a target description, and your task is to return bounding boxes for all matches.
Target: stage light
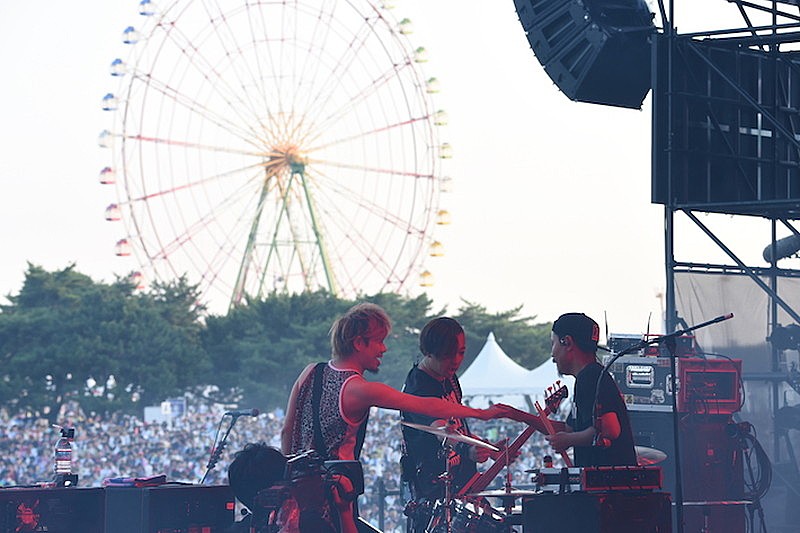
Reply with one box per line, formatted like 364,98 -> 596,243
762,234 -> 800,263
768,324 -> 800,351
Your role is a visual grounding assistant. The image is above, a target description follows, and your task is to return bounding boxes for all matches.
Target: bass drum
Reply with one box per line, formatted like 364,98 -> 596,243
427,499 -> 506,533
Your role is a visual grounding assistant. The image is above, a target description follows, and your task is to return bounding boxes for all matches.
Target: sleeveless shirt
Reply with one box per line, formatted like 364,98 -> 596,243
288,361 -> 367,460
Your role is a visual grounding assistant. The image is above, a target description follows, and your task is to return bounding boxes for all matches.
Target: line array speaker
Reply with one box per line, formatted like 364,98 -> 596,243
513,0 -> 655,109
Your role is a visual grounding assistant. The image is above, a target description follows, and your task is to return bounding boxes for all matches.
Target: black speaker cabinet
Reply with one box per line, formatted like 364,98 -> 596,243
522,491 -> 671,532
104,485 -> 235,533
0,487 -> 104,533
629,411 -> 678,499
628,411 -> 745,533
513,0 -> 654,109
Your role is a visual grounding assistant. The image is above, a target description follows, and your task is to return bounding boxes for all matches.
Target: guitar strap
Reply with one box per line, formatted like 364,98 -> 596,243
312,362 -> 328,457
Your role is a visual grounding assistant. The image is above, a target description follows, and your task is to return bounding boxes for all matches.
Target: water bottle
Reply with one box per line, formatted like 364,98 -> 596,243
54,427 -> 74,475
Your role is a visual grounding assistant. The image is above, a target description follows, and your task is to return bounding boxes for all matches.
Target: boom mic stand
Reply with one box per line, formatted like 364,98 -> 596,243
597,312 -> 734,533
200,413 -> 243,485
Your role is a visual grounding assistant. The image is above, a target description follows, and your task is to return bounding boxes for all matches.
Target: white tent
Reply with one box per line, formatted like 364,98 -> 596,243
459,332 -> 532,395
459,332 -> 575,410
459,332 -> 535,409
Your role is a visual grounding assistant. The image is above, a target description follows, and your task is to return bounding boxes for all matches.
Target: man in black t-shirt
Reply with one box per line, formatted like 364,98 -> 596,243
546,313 -> 637,467
400,318 -> 497,531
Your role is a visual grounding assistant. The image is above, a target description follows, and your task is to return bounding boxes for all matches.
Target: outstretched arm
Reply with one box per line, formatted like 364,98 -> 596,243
342,377 -> 516,422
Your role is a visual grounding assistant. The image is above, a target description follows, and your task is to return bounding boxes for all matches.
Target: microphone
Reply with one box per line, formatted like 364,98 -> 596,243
225,408 -> 260,418
711,313 -> 734,324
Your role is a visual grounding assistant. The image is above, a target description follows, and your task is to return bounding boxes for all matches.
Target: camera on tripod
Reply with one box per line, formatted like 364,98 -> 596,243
286,450 -> 364,500
253,450 -> 364,513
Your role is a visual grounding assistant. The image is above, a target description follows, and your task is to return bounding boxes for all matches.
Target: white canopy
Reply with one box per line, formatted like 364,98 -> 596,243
527,358 -> 574,398
458,332 -> 575,411
459,332 -> 534,396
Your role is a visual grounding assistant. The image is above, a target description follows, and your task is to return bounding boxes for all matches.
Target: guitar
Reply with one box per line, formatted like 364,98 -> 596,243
457,382 -> 568,496
535,398 -> 573,467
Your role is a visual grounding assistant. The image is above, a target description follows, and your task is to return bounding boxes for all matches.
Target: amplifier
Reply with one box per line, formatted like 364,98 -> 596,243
678,358 -> 742,414
531,466 -> 662,493
643,334 -> 695,357
582,466 -> 662,492
603,355 -> 674,411
607,334 -> 695,357
604,356 -> 742,414
104,484 -> 235,533
0,487 -> 105,533
522,491 -> 672,532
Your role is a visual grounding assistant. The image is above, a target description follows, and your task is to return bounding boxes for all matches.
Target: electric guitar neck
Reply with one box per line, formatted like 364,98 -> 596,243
458,383 -> 567,496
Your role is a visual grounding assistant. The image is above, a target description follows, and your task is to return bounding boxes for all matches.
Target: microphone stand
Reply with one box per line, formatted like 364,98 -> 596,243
597,313 -> 734,533
200,413 -> 242,485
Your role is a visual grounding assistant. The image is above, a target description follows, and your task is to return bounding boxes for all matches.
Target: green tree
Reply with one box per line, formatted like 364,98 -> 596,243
0,264 -> 209,420
453,300 -> 553,371
202,291 -> 443,410
202,291 -> 344,409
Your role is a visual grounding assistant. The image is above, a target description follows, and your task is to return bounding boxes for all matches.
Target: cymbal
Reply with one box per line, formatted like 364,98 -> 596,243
401,421 -> 500,452
471,489 -> 538,498
635,446 -> 667,466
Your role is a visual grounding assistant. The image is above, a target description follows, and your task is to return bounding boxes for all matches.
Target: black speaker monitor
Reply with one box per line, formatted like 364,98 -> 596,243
104,485 -> 235,533
0,487 -> 104,533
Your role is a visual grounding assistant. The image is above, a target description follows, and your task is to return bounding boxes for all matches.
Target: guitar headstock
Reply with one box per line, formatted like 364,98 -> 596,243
544,381 -> 568,414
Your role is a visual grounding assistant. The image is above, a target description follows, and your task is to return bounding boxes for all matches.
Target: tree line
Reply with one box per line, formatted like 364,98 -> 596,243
0,264 -> 554,420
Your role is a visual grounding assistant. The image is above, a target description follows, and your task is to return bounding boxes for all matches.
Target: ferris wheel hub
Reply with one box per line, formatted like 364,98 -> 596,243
265,145 -> 307,176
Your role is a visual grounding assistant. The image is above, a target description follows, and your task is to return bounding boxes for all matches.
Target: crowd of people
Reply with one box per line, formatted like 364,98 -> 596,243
0,403 -> 556,532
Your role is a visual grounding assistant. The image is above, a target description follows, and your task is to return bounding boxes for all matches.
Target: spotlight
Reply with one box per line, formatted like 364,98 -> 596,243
762,234 -> 800,263
768,324 -> 800,351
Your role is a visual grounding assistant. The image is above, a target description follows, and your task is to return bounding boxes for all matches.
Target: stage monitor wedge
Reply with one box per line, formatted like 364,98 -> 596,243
513,0 -> 655,109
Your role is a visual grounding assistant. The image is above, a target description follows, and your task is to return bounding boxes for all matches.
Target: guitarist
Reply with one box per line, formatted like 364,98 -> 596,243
546,313 -> 637,467
400,318 -> 511,530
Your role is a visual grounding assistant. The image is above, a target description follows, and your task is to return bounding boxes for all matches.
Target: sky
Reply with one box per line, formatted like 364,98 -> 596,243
0,0 -> 792,342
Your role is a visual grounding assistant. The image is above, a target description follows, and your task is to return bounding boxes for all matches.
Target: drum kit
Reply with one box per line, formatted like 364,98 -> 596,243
401,420 -> 669,533
401,420 -> 530,533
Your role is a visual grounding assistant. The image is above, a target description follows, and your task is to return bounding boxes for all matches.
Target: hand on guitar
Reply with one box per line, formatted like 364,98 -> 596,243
501,383 -> 569,433
468,440 -> 521,463
544,429 -> 572,453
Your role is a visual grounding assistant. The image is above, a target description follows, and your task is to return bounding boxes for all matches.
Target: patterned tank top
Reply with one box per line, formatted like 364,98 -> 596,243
289,361 -> 367,460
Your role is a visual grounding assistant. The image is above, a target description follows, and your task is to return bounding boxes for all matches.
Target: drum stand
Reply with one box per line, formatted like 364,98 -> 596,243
501,438 -> 514,516
426,440 -> 455,533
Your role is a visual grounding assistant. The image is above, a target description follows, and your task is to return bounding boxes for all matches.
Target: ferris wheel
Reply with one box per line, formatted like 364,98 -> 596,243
99,0 -> 450,309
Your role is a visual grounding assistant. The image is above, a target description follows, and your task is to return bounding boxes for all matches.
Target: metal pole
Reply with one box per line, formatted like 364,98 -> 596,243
377,477 -> 386,532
